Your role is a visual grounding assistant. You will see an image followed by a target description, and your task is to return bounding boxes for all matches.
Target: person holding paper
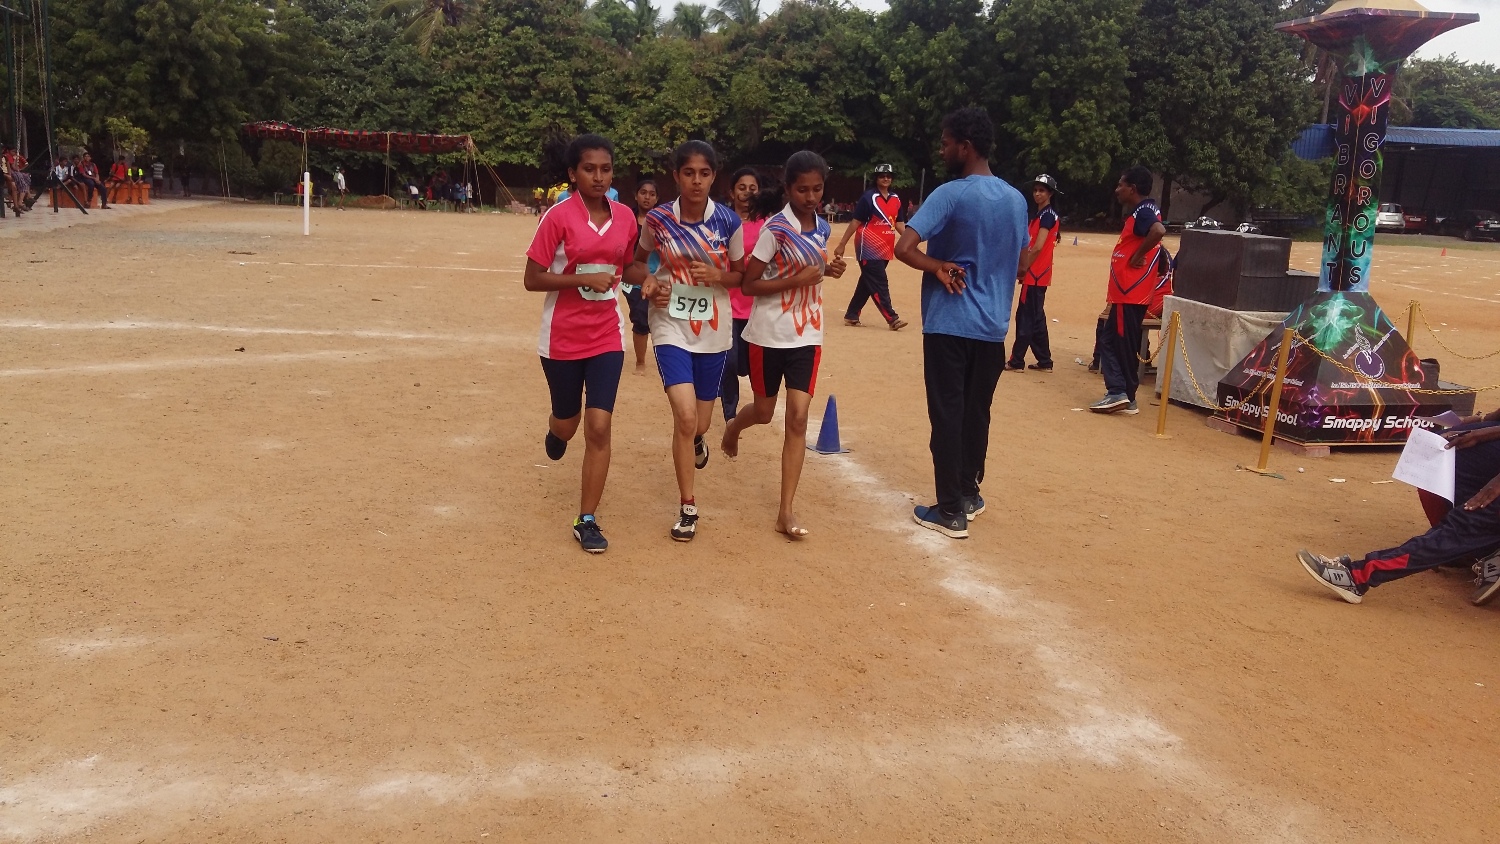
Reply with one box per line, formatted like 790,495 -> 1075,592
1297,410 -> 1500,606
523,134 -> 638,554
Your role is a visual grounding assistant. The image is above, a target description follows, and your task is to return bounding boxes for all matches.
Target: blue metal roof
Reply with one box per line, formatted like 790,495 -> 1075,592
1293,124 -> 1500,160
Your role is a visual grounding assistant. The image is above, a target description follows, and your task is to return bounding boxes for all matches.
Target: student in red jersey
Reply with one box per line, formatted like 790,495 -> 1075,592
623,141 -> 746,542
721,152 -> 846,539
1090,166 -> 1166,415
523,134 -> 638,554
833,163 -> 908,330
721,167 -> 764,422
1007,174 -> 1062,373
624,178 -> 659,375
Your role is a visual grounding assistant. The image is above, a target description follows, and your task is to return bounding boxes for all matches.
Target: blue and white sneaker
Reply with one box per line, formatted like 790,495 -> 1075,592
963,495 -> 985,521
1090,393 -> 1130,413
913,505 -> 968,539
573,515 -> 607,553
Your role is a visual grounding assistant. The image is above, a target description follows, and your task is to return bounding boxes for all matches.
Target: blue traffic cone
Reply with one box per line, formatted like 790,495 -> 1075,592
1072,235 -> 1079,246
809,395 -> 849,454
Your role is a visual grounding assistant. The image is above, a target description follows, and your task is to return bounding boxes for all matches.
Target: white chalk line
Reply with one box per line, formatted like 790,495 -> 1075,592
0,318 -> 522,346
0,349 -> 422,379
810,430 -> 1312,842
236,260 -> 522,274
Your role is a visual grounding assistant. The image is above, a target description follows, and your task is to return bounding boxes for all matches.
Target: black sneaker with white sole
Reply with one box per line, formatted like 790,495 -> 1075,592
1472,551 -> 1500,606
1296,549 -> 1366,604
573,515 -> 607,553
545,430 -> 567,460
671,504 -> 699,541
963,494 -> 986,521
694,435 -> 709,469
913,504 -> 968,539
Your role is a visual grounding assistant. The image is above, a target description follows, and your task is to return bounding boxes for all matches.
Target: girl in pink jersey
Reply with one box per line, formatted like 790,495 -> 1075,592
623,140 -> 746,542
721,151 -> 846,539
722,167 -> 763,422
523,134 -> 638,554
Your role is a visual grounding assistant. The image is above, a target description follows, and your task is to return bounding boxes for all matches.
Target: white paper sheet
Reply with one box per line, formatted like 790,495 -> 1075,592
1392,427 -> 1456,502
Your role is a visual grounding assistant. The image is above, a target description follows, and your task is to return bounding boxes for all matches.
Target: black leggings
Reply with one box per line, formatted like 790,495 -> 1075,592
540,352 -> 625,419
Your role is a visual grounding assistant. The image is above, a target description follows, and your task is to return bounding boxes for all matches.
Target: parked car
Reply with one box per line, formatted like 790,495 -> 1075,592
1375,202 -> 1406,233
1400,208 -> 1427,233
1438,209 -> 1500,241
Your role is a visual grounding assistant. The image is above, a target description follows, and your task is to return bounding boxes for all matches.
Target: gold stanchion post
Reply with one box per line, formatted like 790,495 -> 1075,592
1406,301 -> 1418,354
1241,326 -> 1294,475
1155,311 -> 1180,438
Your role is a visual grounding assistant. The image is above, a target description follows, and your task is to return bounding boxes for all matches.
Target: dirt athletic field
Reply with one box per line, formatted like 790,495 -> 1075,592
3,202 -> 1498,843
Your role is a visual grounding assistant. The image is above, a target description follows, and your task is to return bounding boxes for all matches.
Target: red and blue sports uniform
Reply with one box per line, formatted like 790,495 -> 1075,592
843,188 -> 906,325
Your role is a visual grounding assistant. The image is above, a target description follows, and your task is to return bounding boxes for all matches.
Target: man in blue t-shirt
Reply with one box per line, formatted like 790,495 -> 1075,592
895,107 -> 1030,540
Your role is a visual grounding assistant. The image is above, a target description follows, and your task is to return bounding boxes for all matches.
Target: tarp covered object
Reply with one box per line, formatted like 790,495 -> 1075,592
1157,296 -> 1288,409
241,121 -> 473,155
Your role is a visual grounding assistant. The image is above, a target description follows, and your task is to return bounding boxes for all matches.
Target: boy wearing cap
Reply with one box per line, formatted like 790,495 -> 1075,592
1007,174 -> 1062,372
834,163 -> 909,331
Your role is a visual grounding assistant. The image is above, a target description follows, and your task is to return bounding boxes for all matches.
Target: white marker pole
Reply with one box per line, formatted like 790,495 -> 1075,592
302,171 -> 311,236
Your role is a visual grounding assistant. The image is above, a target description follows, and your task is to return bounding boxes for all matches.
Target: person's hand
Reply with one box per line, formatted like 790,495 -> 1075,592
643,277 -> 669,308
1443,427 -> 1500,450
790,265 -> 823,287
689,261 -> 721,285
579,272 -> 614,294
826,256 -> 847,279
1464,474 -> 1500,511
938,262 -> 966,293
1129,252 -> 1146,268
833,243 -> 846,260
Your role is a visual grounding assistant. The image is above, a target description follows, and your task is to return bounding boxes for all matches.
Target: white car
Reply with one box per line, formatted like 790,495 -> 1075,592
1375,203 -> 1406,233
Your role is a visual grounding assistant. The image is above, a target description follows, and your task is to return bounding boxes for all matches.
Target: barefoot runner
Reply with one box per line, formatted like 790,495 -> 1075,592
721,151 -> 846,539
523,134 -> 638,554
624,141 -> 745,542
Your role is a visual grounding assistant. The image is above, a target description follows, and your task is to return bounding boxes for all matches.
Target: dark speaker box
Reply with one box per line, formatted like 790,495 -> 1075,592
1173,229 -> 1304,311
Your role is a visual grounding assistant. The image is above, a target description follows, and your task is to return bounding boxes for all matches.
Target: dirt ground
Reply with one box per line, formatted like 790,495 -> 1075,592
2,201 -> 1498,843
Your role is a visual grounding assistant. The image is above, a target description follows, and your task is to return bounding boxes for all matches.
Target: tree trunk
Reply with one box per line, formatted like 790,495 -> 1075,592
1160,173 -> 1175,221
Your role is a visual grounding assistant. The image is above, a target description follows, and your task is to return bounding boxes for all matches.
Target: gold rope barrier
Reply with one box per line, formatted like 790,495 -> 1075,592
1410,301 -> 1500,362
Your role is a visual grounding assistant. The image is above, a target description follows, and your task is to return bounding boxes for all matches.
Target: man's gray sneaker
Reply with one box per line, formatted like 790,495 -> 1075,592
1297,549 -> 1365,604
1090,393 -> 1130,413
1471,551 -> 1500,606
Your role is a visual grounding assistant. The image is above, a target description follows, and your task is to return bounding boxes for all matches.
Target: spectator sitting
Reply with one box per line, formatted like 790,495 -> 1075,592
5,146 -> 34,209
74,153 -> 111,209
109,156 -> 129,185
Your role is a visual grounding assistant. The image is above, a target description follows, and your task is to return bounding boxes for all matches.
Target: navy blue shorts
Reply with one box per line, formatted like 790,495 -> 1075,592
654,344 -> 729,402
539,351 -> 624,419
623,285 -> 650,336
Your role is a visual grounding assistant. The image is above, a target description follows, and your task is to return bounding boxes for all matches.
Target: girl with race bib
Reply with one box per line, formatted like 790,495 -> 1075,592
624,178 -> 659,375
720,151 -> 846,539
523,134 -> 638,554
624,141 -> 745,542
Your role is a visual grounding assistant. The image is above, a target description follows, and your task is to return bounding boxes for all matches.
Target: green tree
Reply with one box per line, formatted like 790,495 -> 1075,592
1126,0 -> 1317,217
51,0 -> 323,146
990,0 -> 1132,185
706,0 -> 760,31
666,3 -> 710,39
377,0 -> 464,55
1394,56 -> 1500,129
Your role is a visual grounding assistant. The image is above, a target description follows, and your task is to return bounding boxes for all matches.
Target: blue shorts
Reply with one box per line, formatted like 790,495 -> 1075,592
654,344 -> 729,402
